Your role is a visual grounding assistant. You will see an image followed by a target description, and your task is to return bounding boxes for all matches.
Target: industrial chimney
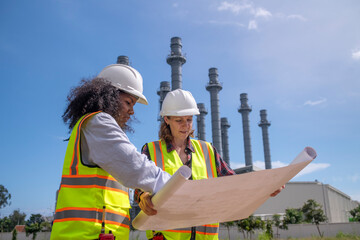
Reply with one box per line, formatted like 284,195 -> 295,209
166,37 -> 186,90
196,103 -> 207,141
206,68 -> 223,156
221,117 -> 231,166
238,93 -> 253,167
117,55 -> 130,65
157,81 -> 171,121
258,109 -> 272,169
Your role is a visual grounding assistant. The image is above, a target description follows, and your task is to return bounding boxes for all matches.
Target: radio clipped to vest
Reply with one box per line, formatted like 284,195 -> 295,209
153,232 -> 166,240
98,206 -> 115,240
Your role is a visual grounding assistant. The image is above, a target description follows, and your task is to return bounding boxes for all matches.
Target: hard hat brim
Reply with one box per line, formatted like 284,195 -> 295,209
121,88 -> 148,105
160,108 -> 200,117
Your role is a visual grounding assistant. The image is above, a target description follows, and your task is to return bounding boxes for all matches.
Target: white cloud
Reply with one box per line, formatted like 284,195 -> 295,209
248,20 -> 257,30
173,3 -> 179,8
231,161 -> 329,178
287,14 -> 307,21
352,49 -> 360,60
232,162 -> 245,169
218,1 -> 252,14
218,2 -> 271,19
208,20 -> 245,28
250,160 -> 287,170
253,8 -> 272,18
304,97 -> 327,106
271,161 -> 287,168
294,162 -> 330,177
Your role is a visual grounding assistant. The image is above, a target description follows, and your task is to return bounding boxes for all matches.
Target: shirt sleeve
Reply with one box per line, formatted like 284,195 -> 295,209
81,112 -> 171,194
212,144 -> 236,177
134,143 -> 151,203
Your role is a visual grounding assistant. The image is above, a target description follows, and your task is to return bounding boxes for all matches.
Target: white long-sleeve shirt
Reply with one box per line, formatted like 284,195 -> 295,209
80,112 -> 170,194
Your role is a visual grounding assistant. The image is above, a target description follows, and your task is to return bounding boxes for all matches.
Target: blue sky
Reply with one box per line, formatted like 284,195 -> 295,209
1,0 -> 359,218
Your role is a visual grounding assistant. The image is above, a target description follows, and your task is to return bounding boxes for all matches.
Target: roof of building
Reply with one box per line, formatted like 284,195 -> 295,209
14,225 -> 26,232
288,181 -> 352,200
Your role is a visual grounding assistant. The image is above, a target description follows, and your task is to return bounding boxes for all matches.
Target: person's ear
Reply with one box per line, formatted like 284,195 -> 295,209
164,116 -> 170,125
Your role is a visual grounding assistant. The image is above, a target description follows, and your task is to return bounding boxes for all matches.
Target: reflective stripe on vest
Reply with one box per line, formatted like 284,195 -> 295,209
196,224 -> 219,235
54,207 -> 130,228
60,175 -> 128,194
198,140 -> 216,179
51,112 -> 130,240
146,139 -> 219,240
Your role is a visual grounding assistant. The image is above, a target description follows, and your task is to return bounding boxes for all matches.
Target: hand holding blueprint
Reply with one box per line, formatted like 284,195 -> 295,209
133,147 -> 317,231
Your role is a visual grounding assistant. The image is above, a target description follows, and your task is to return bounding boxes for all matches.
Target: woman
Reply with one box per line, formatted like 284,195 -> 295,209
135,89 -> 284,240
50,64 -> 171,240
135,89 -> 235,240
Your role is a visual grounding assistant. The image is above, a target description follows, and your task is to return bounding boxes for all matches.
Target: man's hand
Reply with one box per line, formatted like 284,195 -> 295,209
139,192 -> 157,216
270,185 -> 285,197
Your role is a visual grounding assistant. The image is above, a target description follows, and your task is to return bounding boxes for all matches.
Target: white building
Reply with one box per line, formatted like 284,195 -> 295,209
254,181 -> 359,223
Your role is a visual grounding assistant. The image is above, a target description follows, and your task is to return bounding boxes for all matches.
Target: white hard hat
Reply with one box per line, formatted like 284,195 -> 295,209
160,89 -> 200,116
97,64 -> 148,105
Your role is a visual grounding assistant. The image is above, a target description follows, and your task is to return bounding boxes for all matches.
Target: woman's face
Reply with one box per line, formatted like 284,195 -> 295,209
164,115 -> 193,142
117,92 -> 137,128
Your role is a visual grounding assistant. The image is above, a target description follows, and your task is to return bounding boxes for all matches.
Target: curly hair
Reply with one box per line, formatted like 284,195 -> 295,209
159,117 -> 195,144
62,77 -> 132,131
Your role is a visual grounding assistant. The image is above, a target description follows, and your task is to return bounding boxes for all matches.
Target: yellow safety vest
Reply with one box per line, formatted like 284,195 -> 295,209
146,139 -> 219,240
51,112 -> 131,240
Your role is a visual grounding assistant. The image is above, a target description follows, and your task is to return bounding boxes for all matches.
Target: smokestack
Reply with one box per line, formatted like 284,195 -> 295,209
157,81 -> 171,121
196,103 -> 207,141
166,37 -> 186,90
238,93 -> 253,167
221,117 -> 231,166
206,68 -> 223,156
258,109 -> 272,169
117,55 -> 130,65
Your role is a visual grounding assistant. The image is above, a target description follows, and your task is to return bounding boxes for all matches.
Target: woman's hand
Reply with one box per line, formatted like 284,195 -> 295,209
139,192 -> 157,216
270,185 -> 285,197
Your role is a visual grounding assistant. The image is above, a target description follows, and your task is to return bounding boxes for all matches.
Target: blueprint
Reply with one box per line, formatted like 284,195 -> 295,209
132,147 -> 317,231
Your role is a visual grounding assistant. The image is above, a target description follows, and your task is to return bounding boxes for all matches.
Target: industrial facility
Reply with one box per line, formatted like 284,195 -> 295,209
255,181 -> 359,223
119,36 -> 358,224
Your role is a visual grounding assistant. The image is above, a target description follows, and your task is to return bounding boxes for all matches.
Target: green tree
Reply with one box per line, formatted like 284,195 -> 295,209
8,209 -> 26,231
25,223 -> 41,240
301,199 -> 327,238
27,214 -> 44,226
237,217 -> 250,239
25,214 -> 44,240
12,228 -> 17,240
272,214 -> 288,238
349,204 -> 360,222
236,215 -> 265,239
40,221 -> 51,232
222,221 -> 235,239
283,208 -> 303,224
0,185 -> 11,209
0,216 -> 12,232
264,219 -> 273,239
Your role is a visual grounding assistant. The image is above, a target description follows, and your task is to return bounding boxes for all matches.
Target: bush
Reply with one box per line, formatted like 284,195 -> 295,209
336,231 -> 360,239
258,231 -> 272,240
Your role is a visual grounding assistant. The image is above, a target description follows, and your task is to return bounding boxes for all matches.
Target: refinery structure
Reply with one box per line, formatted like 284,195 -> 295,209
118,37 -> 358,224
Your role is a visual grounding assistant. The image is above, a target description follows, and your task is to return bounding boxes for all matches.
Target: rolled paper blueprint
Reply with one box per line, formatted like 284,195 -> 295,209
291,147 -> 317,165
133,147 -> 317,231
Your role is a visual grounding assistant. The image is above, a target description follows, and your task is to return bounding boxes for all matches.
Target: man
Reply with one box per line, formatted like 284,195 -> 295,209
50,64 -> 171,240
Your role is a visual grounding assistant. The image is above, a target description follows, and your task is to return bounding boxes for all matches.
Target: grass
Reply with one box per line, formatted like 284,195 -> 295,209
278,232 -> 360,240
